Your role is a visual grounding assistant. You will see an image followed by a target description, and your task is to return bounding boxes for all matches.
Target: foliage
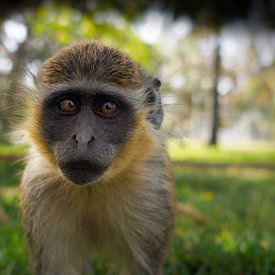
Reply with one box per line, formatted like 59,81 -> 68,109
27,4 -> 159,72
2,0 -> 275,28
234,65 -> 275,134
0,145 -> 26,157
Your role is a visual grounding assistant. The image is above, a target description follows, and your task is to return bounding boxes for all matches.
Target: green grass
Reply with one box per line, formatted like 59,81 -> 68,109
168,167 -> 275,274
0,146 -> 275,274
0,160 -> 27,274
168,140 -> 275,164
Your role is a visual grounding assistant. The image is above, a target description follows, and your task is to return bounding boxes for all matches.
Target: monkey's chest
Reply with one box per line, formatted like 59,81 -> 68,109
74,190 -> 158,255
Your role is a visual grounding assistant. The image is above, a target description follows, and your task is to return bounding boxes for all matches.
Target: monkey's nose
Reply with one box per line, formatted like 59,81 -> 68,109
73,134 -> 95,144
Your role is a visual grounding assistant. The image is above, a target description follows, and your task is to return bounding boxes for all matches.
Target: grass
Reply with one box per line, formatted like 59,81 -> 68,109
167,140 -> 275,164
0,145 -> 275,274
169,167 -> 275,274
0,161 -> 27,274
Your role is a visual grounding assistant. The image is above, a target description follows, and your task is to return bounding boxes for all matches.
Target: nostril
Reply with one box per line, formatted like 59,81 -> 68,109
73,134 -> 78,143
88,136 -> 95,144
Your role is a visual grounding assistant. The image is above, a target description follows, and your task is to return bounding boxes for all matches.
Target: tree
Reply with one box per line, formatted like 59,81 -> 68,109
156,0 -> 274,145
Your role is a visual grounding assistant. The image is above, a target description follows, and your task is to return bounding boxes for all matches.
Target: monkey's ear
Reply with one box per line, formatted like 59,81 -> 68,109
144,77 -> 163,129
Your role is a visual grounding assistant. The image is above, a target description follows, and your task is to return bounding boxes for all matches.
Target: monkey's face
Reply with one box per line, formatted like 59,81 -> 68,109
33,41 -> 163,185
40,89 -> 135,185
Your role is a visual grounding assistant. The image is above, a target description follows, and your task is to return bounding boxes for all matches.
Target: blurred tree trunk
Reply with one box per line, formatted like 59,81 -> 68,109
209,34 -> 221,146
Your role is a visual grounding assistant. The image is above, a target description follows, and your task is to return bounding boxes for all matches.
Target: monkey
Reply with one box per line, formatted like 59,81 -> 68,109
17,40 -> 174,275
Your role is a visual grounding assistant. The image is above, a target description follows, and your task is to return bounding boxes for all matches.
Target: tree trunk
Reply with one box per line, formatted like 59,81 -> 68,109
209,34 -> 221,146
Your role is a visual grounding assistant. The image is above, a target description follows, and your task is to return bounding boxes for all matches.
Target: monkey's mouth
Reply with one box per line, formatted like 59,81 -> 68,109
59,160 -> 107,185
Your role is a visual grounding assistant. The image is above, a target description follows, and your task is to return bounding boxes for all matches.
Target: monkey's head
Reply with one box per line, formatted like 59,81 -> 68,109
27,41 -> 163,185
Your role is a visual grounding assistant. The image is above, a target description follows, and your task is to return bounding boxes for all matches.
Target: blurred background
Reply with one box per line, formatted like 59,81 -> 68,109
0,0 -> 274,274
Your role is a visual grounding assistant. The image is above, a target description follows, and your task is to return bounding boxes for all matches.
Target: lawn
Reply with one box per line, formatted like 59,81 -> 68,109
168,140 -> 275,164
0,144 -> 275,274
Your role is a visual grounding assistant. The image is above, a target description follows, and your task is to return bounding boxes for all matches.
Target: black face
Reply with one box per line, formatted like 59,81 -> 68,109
40,89 -> 135,185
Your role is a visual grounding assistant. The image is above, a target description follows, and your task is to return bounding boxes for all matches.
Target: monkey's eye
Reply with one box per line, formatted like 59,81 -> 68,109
96,100 -> 119,117
58,99 -> 79,114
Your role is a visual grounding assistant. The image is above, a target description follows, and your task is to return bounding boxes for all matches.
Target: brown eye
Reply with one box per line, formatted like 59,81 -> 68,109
99,101 -> 118,115
60,99 -> 77,113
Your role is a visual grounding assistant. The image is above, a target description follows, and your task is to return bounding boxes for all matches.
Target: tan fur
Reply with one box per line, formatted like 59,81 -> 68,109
20,40 -> 174,275
38,40 -> 145,89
